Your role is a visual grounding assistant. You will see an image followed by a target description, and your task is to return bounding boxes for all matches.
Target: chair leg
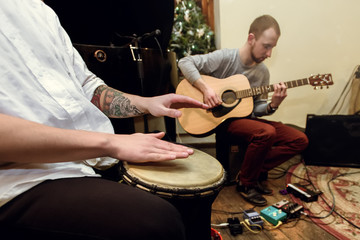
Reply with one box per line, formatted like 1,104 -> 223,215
215,132 -> 247,185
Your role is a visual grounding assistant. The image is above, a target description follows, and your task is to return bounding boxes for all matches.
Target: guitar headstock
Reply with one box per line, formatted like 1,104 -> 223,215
309,74 -> 333,89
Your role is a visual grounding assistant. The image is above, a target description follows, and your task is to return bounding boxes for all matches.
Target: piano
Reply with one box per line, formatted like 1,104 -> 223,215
45,0 -> 177,139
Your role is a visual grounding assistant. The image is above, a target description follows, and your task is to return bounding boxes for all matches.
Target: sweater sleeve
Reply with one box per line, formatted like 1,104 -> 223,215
251,65 -> 272,117
178,49 -> 228,84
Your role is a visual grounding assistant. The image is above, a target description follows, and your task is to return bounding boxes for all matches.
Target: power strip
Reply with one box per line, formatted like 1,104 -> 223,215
287,183 -> 321,202
260,206 -> 287,226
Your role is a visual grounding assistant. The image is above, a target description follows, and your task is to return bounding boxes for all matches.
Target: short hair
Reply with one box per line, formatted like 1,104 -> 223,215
249,15 -> 281,39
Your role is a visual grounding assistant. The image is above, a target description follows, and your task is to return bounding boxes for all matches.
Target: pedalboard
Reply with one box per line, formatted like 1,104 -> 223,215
243,209 -> 263,229
286,183 -> 321,202
260,206 -> 287,226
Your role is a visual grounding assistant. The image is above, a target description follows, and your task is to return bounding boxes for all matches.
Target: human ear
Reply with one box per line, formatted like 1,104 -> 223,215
247,33 -> 256,44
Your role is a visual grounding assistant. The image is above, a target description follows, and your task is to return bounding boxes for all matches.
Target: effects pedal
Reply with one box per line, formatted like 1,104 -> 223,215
281,202 -> 304,219
260,206 -> 287,226
286,183 -> 321,202
243,209 -> 263,229
227,217 -> 243,235
273,199 -> 290,209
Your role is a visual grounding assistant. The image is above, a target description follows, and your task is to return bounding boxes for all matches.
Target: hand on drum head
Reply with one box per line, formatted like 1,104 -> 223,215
109,132 -> 194,163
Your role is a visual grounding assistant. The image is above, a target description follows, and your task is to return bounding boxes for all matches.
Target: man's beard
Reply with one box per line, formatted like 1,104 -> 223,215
251,51 -> 265,64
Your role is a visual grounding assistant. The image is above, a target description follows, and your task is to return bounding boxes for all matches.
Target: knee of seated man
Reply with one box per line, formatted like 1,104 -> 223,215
295,133 -> 309,151
255,125 -> 277,141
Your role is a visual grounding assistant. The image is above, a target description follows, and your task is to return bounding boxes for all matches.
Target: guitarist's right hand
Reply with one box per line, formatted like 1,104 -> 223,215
193,78 -> 222,108
203,88 -> 222,108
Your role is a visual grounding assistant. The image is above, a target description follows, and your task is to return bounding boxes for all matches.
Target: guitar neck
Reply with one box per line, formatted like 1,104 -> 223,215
237,78 -> 309,98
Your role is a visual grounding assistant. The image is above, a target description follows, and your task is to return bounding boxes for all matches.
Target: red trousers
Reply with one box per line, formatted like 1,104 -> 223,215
225,118 -> 309,186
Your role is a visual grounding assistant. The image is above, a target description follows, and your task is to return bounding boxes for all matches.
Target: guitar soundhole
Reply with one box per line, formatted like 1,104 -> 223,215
222,90 -> 236,104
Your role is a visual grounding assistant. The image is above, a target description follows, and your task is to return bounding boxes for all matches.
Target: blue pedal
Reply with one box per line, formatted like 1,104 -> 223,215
260,206 -> 287,225
243,209 -> 263,228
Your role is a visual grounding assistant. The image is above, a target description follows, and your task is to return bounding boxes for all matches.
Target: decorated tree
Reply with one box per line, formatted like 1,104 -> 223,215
169,0 -> 216,60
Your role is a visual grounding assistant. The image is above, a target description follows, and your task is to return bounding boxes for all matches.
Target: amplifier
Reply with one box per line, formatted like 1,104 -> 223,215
303,114 -> 360,167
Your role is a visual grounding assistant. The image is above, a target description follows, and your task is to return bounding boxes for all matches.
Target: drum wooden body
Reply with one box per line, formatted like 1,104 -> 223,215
119,148 -> 226,240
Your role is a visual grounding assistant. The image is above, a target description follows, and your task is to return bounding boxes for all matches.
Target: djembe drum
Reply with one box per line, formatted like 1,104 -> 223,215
119,148 -> 226,240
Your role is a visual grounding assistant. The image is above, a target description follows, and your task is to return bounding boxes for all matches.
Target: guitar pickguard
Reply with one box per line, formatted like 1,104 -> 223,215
211,99 -> 242,118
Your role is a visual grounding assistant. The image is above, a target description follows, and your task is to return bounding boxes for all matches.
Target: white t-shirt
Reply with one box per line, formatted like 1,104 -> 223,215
0,0 -> 118,207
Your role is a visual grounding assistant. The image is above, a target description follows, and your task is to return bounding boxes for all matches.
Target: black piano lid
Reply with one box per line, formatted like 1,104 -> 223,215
44,0 -> 175,50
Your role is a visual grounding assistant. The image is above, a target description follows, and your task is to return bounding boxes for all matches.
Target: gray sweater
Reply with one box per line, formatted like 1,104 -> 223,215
178,48 -> 272,117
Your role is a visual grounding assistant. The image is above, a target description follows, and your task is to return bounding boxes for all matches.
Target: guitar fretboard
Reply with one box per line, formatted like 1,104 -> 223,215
236,78 -> 309,98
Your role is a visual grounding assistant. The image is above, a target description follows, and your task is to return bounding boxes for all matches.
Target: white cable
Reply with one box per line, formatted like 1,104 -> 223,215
211,223 -> 229,228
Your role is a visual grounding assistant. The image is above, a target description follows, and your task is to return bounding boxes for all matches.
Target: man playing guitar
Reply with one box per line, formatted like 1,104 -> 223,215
178,15 -> 309,206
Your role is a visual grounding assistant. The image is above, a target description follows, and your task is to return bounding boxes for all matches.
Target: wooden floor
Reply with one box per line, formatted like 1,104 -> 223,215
178,131 -> 338,240
209,155 -> 337,240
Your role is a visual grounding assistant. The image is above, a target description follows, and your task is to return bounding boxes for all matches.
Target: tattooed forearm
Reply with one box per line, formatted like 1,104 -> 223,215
91,85 -> 106,111
91,85 -> 144,117
109,95 -> 143,117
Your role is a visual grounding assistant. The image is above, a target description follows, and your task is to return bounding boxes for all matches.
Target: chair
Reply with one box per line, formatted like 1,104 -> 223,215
215,125 -> 247,185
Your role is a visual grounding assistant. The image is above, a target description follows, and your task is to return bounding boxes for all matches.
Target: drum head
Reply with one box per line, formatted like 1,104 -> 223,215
120,148 -> 225,197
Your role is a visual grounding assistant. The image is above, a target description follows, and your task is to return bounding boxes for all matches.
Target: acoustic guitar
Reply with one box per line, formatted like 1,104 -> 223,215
175,74 -> 333,136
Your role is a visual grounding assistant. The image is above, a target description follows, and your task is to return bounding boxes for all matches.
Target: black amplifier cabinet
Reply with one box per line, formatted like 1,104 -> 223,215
304,114 -> 360,167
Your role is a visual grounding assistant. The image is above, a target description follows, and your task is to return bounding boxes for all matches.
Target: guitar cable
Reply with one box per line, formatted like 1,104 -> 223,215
300,160 -> 360,229
329,64 -> 359,114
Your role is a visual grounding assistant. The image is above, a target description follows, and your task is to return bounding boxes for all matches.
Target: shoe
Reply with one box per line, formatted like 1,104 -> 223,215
258,172 -> 268,181
255,181 -> 273,195
236,182 -> 267,206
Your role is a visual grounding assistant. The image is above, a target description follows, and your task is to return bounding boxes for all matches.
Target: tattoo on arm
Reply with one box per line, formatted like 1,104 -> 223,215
91,85 -> 105,111
91,85 -> 143,117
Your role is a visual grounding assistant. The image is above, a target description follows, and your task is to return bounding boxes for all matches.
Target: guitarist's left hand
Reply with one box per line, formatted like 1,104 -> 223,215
271,82 -> 287,107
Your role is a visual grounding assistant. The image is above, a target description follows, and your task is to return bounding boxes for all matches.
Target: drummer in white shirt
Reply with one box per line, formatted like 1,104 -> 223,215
0,1 -> 209,239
